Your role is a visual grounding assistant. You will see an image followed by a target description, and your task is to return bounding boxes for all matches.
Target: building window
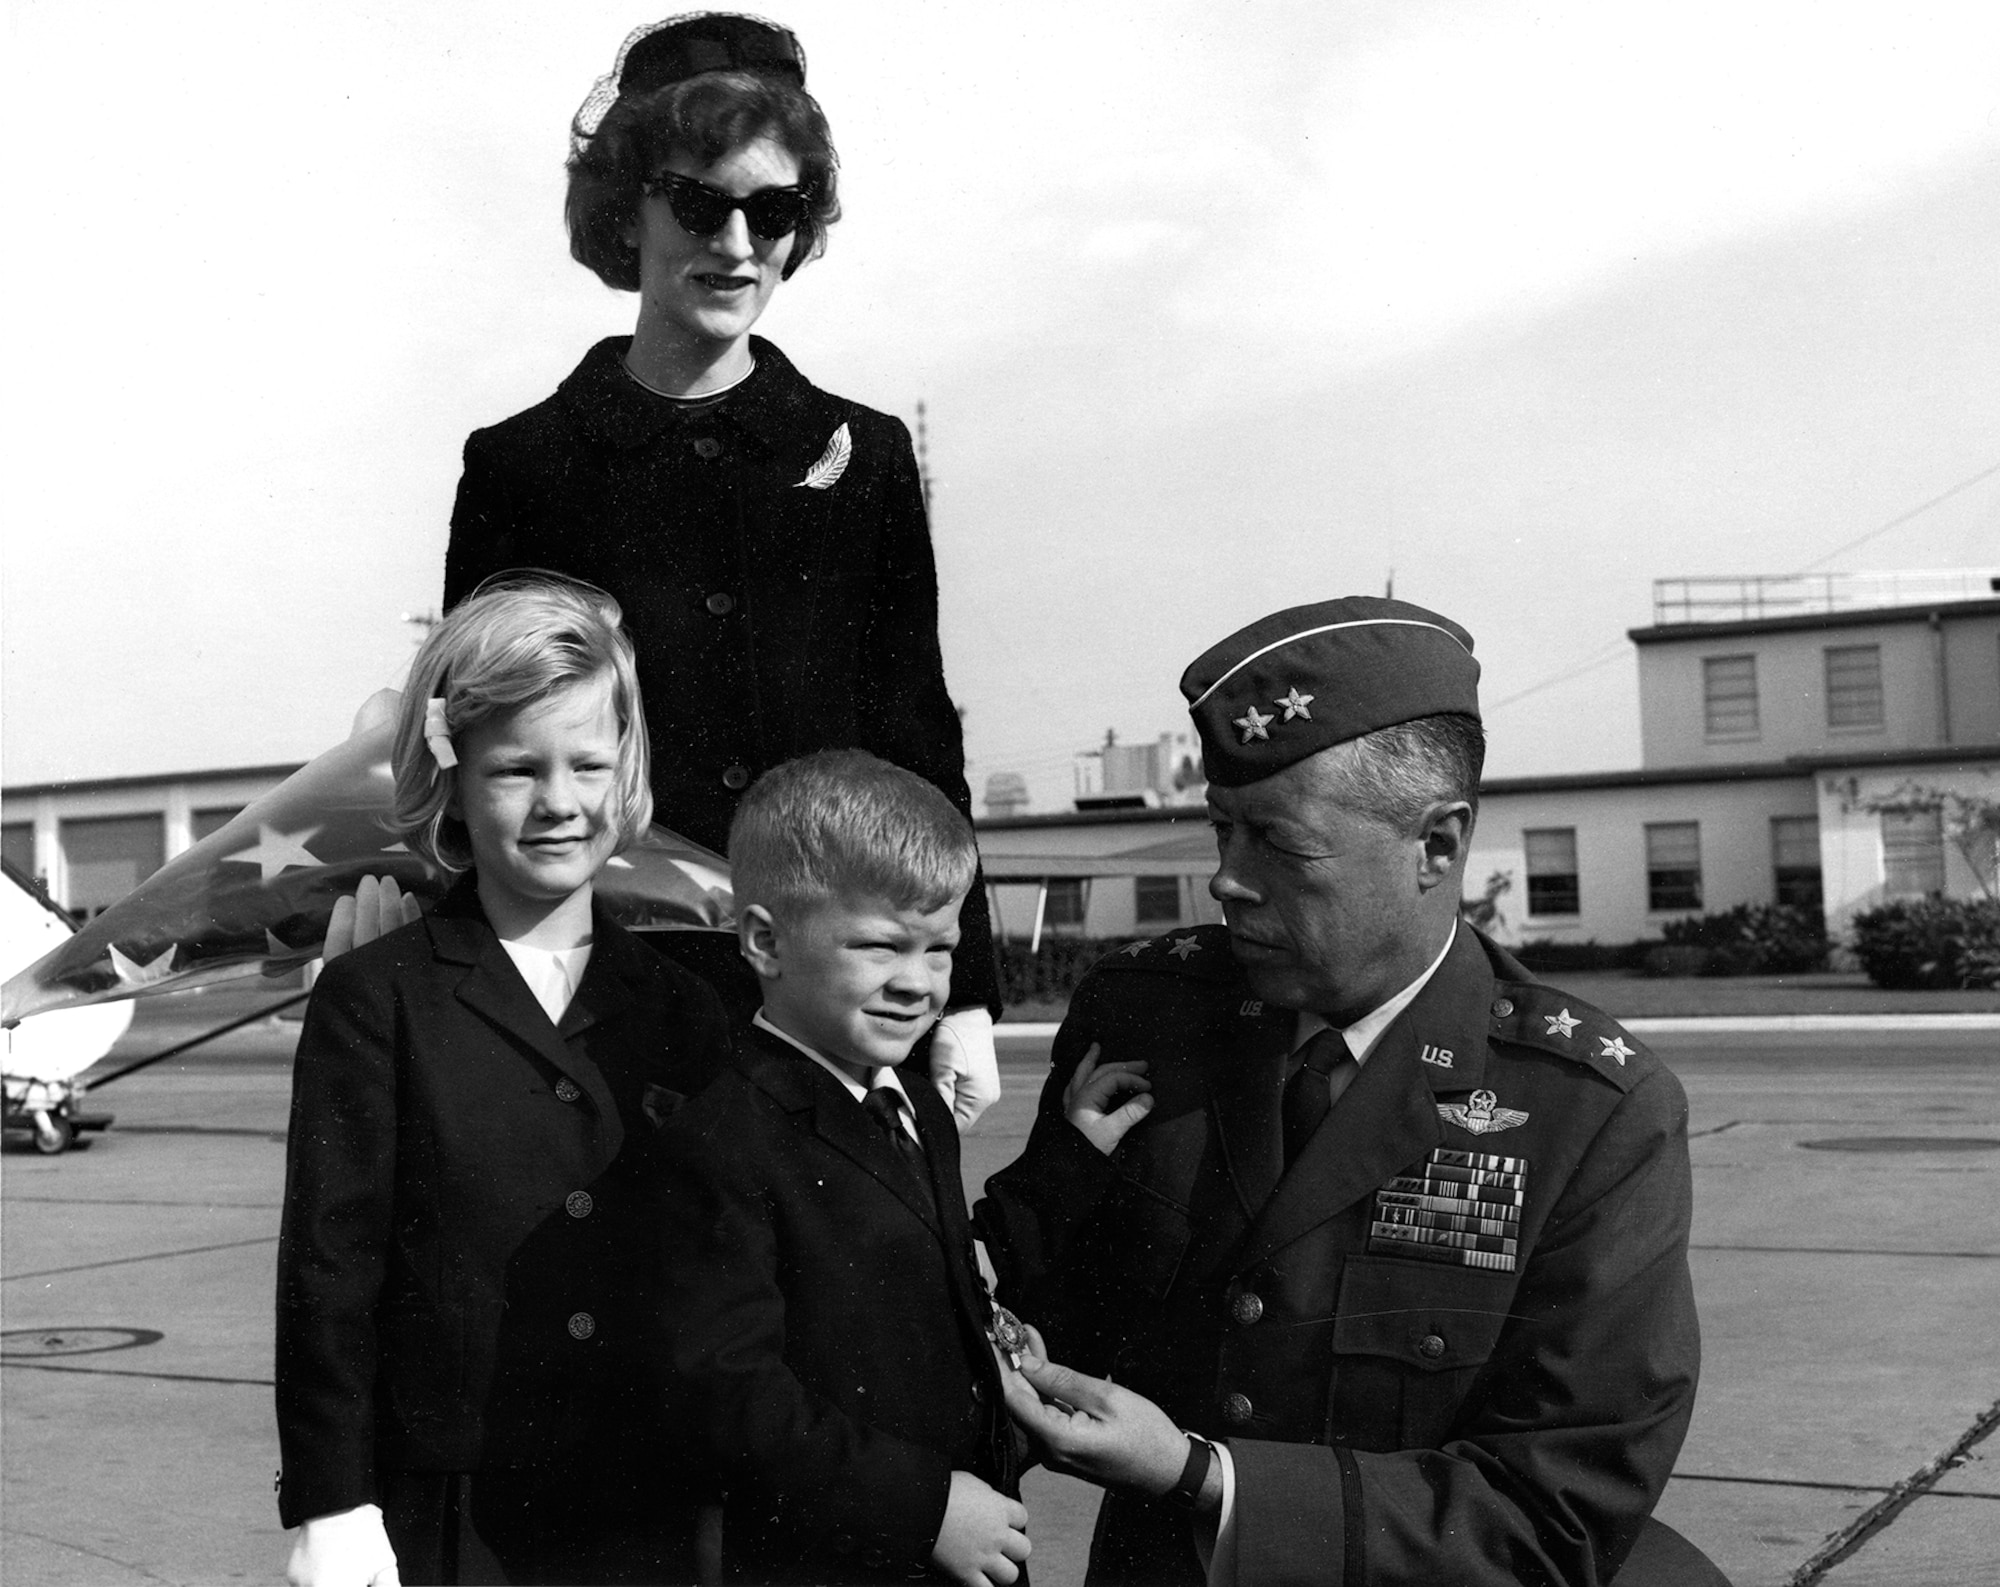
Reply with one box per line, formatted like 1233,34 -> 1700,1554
1043,879 -> 1088,928
1770,816 -> 1823,910
1134,874 -> 1182,924
2,822 -> 34,878
1880,809 -> 1946,897
60,814 -> 166,917
1825,644 -> 1884,730
1645,822 -> 1702,913
1523,828 -> 1580,916
192,806 -> 245,842
1702,654 -> 1759,738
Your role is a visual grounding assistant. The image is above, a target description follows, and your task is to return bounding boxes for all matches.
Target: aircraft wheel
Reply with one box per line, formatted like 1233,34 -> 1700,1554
33,1114 -> 75,1155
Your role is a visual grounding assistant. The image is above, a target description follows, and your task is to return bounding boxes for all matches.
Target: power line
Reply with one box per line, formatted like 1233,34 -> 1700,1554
1795,457 -> 2000,573
1485,642 -> 1630,714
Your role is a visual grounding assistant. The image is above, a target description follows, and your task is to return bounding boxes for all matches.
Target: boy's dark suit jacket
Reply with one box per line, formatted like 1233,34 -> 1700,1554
654,1023 -> 1018,1585
275,880 -> 732,1546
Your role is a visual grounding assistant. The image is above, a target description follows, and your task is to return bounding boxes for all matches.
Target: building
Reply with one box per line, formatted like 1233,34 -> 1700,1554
2,766 -> 297,918
975,570 -> 2000,947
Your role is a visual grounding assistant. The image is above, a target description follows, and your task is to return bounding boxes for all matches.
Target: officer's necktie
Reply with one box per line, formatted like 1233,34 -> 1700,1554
1282,1028 -> 1356,1166
863,1085 -> 937,1217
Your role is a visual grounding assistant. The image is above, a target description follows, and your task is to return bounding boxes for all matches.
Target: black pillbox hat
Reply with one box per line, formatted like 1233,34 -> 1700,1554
1181,597 -> 1480,787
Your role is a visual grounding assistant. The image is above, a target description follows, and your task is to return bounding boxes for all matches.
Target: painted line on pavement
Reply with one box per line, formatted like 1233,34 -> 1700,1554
2,1235 -> 278,1284
1000,1016 -> 2000,1038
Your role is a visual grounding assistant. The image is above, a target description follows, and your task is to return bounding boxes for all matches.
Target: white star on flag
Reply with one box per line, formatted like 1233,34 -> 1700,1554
1598,1035 -> 1634,1066
223,824 -> 325,881
1234,705 -> 1274,743
107,942 -> 177,987
1275,687 -> 1314,721
1168,935 -> 1202,960
1545,1008 -> 1581,1038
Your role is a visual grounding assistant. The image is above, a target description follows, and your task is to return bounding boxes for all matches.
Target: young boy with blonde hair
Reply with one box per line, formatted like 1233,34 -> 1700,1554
654,749 -> 1028,1586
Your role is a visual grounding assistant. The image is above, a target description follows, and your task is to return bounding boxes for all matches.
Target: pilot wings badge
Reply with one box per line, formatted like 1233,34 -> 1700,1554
1436,1089 -> 1529,1136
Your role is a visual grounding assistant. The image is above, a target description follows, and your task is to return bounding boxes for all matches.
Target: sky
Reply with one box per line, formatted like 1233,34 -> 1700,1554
5,0 -> 1998,811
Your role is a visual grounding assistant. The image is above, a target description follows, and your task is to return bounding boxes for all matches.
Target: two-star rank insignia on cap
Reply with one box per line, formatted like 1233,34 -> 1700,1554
1275,686 -> 1314,720
1436,1089 -> 1529,1136
1233,705 -> 1274,743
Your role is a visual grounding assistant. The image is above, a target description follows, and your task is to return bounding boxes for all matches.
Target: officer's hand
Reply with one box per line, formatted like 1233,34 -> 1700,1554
285,1503 -> 402,1587
930,1469 -> 1031,1587
931,1007 -> 1001,1133
323,876 -> 420,963
999,1329 -> 1185,1495
1062,1043 -> 1153,1156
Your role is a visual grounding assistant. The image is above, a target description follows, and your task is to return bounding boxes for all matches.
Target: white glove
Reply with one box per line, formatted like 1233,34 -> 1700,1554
930,1007 -> 1001,1133
286,1503 -> 402,1587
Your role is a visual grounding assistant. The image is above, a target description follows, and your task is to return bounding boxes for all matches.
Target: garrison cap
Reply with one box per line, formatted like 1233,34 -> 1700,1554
1181,597 -> 1480,787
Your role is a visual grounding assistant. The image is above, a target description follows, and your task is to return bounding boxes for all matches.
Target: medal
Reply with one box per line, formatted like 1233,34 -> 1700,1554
989,1304 -> 1030,1371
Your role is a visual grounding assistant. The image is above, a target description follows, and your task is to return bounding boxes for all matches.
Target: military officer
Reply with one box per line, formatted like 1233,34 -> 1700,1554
978,597 -> 1726,1586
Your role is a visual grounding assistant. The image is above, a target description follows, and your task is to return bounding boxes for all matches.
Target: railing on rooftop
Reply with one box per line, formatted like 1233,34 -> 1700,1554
1651,569 -> 2000,625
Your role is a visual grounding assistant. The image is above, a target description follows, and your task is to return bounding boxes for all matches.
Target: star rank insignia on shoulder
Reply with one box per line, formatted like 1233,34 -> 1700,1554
1487,979 -> 1650,1090
1095,924 -> 1237,981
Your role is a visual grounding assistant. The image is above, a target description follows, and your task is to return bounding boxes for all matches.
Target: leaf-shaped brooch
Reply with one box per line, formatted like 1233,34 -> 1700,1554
794,422 -> 852,490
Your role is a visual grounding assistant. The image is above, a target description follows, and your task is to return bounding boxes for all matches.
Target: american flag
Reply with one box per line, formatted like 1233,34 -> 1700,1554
1,696 -> 734,1026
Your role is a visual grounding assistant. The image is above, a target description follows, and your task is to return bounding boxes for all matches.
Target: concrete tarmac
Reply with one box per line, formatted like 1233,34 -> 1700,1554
3,1008 -> 1996,1585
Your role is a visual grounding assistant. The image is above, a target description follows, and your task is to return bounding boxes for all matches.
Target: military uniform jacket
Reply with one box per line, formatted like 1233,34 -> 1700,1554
654,1025 -> 1020,1584
443,336 -> 999,1013
977,924 -> 1698,1587
274,881 -> 732,1528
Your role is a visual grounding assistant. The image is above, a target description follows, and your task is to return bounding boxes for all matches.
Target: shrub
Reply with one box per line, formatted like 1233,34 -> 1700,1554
1513,939 -> 1655,975
1849,898 -> 2000,990
998,936 -> 1149,1007
1657,904 -> 1829,976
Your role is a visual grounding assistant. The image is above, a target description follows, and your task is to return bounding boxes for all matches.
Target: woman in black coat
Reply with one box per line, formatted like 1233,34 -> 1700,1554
444,15 -> 1000,1122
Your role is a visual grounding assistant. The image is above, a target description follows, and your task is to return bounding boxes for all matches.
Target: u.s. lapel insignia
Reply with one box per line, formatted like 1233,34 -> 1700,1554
1239,999 -> 1264,1017
795,422 -> 853,489
1598,1035 -> 1634,1067
1420,1043 -> 1454,1069
1436,1088 -> 1529,1136
1545,1008 -> 1580,1039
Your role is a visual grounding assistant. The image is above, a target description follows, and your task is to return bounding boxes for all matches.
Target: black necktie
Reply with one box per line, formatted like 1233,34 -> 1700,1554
1282,1029 -> 1355,1166
863,1085 -> 936,1217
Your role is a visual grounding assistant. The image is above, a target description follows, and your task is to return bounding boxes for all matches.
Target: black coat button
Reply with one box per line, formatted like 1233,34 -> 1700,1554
722,764 -> 750,791
705,591 -> 735,615
565,1191 -> 594,1219
567,1312 -> 596,1340
1491,997 -> 1515,1018
1222,1392 -> 1253,1424
1231,1292 -> 1264,1326
554,1078 -> 581,1103
692,437 -> 721,459
1418,1332 -> 1447,1359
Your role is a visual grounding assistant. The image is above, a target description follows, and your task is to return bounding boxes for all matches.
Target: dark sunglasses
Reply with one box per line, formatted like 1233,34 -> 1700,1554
642,171 -> 811,241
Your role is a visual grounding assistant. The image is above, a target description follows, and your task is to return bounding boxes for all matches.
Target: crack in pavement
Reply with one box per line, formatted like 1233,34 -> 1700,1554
0,1522 -> 180,1584
1787,1395 -> 2000,1584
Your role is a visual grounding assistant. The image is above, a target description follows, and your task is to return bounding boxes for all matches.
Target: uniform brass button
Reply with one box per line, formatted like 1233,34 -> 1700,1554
722,764 -> 750,791
565,1191 -> 594,1219
567,1312 -> 596,1340
554,1078 -> 581,1103
1491,998 -> 1514,1018
1231,1292 -> 1264,1326
1418,1333 -> 1446,1359
1221,1392 -> 1253,1425
692,437 -> 721,459
704,591 -> 735,616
